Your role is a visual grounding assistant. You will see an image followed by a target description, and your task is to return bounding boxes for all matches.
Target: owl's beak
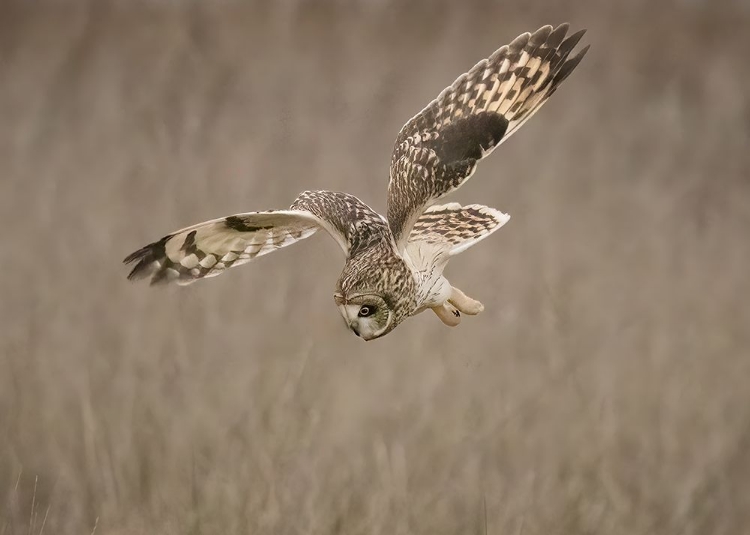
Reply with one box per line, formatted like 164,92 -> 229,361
348,318 -> 363,337
337,300 -> 375,341
349,319 -> 375,341
338,304 -> 360,338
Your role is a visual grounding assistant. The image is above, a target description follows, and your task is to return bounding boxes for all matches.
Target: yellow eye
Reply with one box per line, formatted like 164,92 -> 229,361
358,305 -> 377,318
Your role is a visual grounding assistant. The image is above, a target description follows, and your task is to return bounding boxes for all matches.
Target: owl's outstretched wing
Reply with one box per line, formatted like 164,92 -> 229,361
124,190 -> 389,286
388,23 -> 588,250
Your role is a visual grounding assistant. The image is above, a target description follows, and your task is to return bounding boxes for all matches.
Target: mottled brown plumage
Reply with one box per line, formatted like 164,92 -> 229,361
388,23 -> 588,249
124,24 -> 588,340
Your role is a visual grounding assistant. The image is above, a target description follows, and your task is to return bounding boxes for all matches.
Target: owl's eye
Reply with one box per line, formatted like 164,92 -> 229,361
358,305 -> 377,317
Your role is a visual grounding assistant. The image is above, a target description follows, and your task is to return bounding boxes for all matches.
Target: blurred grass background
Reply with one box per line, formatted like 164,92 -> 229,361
1,0 -> 749,533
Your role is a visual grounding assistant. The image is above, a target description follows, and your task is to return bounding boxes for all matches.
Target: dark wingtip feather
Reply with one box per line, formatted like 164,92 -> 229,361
123,235 -> 171,281
546,23 -> 570,48
508,31 -> 531,52
552,44 -> 590,87
529,25 -> 553,46
558,28 -> 587,58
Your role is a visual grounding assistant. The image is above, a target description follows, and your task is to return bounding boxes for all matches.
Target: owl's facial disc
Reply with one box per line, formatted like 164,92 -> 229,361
334,293 -> 392,341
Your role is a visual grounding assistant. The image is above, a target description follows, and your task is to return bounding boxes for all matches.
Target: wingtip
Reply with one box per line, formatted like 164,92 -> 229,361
561,28 -> 587,52
530,25 -> 553,45
546,23 -> 570,48
550,41 -> 590,87
509,31 -> 531,52
493,208 -> 511,226
467,204 -> 511,225
123,235 -> 171,282
123,246 -> 151,281
552,22 -> 570,36
123,248 -> 144,265
125,257 -> 156,282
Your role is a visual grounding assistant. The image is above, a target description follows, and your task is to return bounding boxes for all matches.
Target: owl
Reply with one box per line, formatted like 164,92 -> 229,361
125,24 -> 589,341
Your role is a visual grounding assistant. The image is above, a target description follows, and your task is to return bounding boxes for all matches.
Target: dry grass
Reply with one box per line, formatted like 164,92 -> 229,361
1,1 -> 749,533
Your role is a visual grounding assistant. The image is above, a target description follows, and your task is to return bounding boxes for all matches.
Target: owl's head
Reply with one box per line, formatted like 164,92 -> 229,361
334,292 -> 397,341
334,246 -> 416,341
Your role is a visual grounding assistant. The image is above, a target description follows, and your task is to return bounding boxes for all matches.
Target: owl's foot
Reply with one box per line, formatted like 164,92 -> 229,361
449,287 -> 484,315
432,302 -> 462,327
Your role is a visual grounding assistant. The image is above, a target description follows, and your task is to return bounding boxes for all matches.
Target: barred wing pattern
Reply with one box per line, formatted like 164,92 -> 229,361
290,191 -> 392,257
124,190 -> 387,286
389,23 -> 589,250
408,203 -> 510,255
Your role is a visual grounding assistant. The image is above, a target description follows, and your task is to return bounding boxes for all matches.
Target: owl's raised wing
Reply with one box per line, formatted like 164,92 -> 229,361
388,23 -> 588,251
124,190 -> 389,286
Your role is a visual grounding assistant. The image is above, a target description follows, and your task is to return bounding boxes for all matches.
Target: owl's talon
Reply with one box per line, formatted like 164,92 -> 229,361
449,286 -> 484,315
432,303 -> 461,326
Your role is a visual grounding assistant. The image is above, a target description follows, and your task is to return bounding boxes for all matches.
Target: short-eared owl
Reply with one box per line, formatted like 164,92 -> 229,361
125,24 -> 589,341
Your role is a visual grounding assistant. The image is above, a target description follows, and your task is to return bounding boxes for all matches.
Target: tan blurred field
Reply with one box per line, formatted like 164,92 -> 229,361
1,1 -> 749,533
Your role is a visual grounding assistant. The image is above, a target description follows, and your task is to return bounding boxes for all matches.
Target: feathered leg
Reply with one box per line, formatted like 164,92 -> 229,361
449,287 -> 484,315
